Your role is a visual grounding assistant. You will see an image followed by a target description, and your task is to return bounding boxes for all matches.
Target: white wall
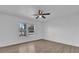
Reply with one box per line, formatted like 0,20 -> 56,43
44,13 -> 79,47
0,13 -> 43,47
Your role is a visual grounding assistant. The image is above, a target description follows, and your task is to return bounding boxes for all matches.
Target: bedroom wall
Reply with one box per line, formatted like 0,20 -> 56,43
44,13 -> 79,47
0,13 -> 43,47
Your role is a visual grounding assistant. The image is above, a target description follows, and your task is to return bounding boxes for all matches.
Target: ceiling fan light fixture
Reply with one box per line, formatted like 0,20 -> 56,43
39,15 -> 42,17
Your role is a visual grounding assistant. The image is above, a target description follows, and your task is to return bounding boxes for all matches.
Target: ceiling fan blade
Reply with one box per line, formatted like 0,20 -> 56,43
36,16 -> 39,19
38,10 -> 41,14
42,15 -> 46,19
42,13 -> 50,15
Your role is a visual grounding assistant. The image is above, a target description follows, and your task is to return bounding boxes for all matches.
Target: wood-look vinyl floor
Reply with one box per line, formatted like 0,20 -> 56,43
0,39 -> 79,53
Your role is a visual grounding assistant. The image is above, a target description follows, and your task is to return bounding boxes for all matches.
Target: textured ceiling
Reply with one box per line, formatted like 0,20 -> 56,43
0,5 -> 79,21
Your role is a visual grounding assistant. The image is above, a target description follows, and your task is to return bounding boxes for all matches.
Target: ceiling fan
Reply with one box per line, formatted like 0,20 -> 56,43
34,9 -> 50,19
